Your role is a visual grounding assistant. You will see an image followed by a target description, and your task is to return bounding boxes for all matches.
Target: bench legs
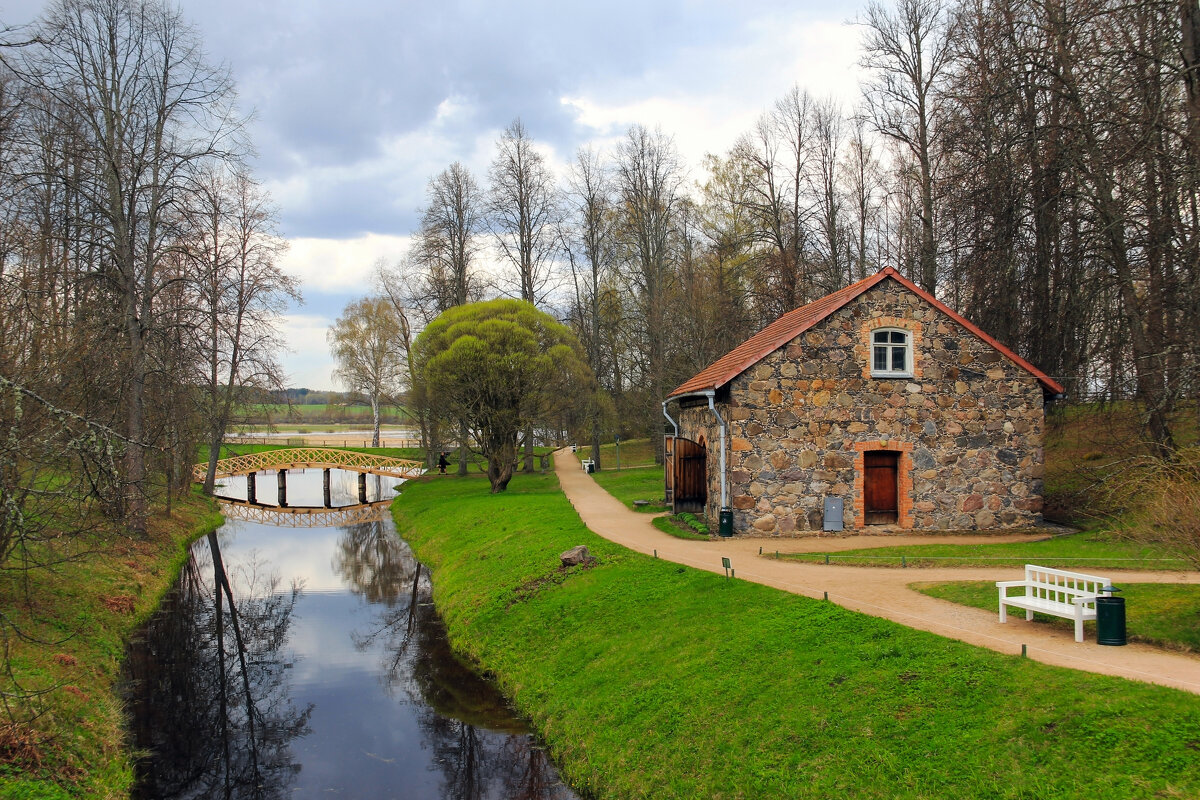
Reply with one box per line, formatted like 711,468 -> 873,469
1075,606 -> 1085,643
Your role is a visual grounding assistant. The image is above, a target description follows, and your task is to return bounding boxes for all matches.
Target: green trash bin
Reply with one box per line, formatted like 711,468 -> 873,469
1095,586 -> 1126,646
719,508 -> 733,537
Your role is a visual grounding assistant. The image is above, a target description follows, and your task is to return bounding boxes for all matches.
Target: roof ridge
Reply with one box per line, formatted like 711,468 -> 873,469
667,267 -> 1063,399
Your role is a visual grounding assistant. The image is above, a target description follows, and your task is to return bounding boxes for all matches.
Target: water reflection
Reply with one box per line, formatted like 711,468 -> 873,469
336,520 -> 575,800
124,533 -> 311,799
125,472 -> 578,799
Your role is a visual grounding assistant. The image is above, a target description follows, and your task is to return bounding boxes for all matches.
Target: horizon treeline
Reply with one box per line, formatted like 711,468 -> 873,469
379,0 -> 1198,464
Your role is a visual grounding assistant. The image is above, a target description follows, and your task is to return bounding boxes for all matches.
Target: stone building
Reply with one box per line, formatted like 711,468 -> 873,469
662,267 -> 1064,536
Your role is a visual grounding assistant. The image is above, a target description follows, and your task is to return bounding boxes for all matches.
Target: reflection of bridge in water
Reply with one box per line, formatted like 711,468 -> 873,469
216,499 -> 393,527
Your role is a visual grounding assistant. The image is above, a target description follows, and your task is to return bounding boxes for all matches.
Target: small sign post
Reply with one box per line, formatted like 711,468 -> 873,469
721,557 -> 731,578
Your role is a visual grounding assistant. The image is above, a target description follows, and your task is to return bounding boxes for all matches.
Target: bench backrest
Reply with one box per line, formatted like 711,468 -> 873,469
1023,564 -> 1110,607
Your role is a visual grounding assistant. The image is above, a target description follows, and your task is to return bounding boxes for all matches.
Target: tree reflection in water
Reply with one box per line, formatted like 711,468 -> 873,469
335,519 -> 576,800
124,532 -> 311,799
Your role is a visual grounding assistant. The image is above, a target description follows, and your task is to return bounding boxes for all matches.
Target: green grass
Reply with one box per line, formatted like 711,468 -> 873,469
651,515 -> 711,540
588,464 -> 667,512
780,529 -> 1188,570
579,437 -> 658,469
914,580 -> 1200,652
392,472 -> 1200,800
0,493 -> 223,799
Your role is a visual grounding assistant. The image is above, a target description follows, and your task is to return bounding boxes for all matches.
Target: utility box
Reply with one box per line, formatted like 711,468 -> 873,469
823,497 -> 844,532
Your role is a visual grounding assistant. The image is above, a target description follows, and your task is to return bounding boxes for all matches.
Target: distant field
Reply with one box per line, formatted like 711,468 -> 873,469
235,403 -> 410,424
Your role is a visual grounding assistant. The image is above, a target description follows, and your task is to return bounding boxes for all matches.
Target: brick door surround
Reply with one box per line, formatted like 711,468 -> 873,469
851,441 -> 914,529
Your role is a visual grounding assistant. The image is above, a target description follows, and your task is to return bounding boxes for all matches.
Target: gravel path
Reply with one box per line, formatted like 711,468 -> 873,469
555,449 -> 1200,694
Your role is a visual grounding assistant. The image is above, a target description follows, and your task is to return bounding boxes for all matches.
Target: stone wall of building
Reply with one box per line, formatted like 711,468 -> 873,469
676,278 -> 1047,535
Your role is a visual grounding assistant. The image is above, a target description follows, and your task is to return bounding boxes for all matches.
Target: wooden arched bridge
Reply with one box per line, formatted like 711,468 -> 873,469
194,448 -> 425,483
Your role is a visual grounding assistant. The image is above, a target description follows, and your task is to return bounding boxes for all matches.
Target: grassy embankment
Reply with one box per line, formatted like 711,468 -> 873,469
393,470 -> 1200,800
0,493 -> 223,799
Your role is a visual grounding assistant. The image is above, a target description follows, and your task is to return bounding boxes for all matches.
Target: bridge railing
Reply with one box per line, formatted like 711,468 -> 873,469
195,447 -> 425,482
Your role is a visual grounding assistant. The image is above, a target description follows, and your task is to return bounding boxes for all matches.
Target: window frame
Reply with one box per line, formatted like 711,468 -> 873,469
869,327 -> 913,379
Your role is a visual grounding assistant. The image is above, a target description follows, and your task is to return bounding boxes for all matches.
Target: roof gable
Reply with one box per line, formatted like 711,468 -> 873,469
667,267 -> 1064,399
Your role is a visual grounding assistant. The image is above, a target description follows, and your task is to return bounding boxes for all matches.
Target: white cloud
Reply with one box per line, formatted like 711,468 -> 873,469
279,233 -> 412,294
275,312 -> 338,390
560,18 -> 864,179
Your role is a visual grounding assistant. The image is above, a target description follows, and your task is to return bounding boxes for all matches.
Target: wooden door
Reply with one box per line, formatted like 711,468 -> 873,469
672,437 -> 707,514
863,451 -> 899,525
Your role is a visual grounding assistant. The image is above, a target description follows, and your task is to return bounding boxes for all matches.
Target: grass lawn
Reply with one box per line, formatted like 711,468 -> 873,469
914,580 -> 1200,652
0,494 -> 223,799
588,464 -> 667,512
392,472 -> 1200,800
652,514 -> 710,540
578,437 -> 658,469
780,529 -> 1188,570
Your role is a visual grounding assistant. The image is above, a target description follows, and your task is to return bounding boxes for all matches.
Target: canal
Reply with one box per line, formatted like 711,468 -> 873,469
123,469 -> 579,799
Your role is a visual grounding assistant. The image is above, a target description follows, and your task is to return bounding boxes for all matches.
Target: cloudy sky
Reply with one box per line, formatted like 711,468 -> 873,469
2,0 -> 869,390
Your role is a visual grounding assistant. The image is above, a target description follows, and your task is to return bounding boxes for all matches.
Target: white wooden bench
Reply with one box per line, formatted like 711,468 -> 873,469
580,458 -> 594,473
997,564 -> 1112,643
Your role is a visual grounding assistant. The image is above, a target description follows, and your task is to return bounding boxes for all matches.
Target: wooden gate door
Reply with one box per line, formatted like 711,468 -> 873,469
863,451 -> 899,525
672,437 -> 707,514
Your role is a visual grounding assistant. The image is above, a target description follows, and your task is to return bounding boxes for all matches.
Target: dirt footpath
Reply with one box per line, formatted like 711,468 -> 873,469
555,449 -> 1200,695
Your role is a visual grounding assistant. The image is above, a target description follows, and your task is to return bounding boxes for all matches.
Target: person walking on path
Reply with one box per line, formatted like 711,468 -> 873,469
552,447 -> 1200,694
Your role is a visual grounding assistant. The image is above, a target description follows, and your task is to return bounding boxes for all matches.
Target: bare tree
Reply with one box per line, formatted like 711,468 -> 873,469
188,167 -> 298,494
486,119 -> 560,305
328,297 -> 406,448
375,259 -> 439,468
410,162 -> 484,315
485,119 -> 561,472
562,146 -> 618,468
860,0 -> 953,294
10,0 -> 243,532
613,125 -> 684,460
842,113 -> 884,280
810,97 -> 847,292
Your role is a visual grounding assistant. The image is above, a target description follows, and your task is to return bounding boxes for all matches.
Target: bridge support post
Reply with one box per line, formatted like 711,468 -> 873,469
278,469 -> 288,507
247,471 -> 257,504
358,472 -> 367,503
323,468 -> 332,508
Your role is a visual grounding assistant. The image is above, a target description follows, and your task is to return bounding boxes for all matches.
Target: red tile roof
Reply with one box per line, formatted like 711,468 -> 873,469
666,267 -> 1064,399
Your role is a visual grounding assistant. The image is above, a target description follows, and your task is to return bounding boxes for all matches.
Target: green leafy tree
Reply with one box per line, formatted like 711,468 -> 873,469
415,299 -> 595,493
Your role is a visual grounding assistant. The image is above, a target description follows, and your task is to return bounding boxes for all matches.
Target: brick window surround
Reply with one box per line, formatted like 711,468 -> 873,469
851,440 -> 914,529
859,316 -> 923,381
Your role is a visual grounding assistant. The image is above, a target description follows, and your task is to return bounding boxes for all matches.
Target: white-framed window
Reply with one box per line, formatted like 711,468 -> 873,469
871,328 -> 912,377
